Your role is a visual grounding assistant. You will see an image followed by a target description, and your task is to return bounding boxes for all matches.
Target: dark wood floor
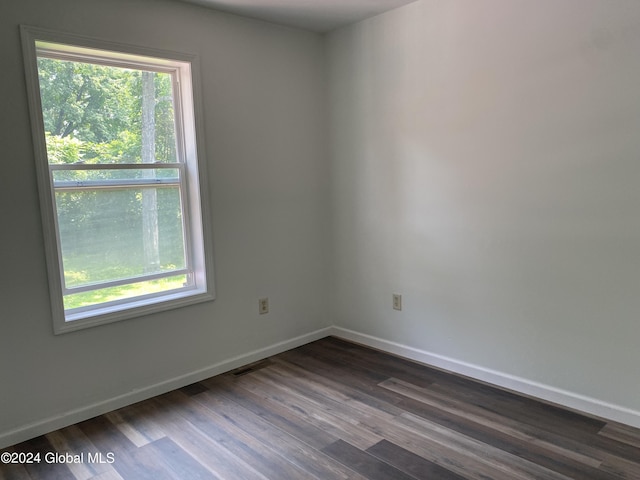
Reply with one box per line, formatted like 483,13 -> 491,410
2,337 -> 640,480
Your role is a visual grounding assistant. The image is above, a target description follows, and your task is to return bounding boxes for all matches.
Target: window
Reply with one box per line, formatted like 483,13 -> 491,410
21,26 -> 215,333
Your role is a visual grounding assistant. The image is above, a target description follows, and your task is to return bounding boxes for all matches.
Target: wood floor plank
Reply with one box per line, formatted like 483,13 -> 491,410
328,399 -> 559,480
77,415 -> 172,480
428,376 -> 607,439
19,435 -> 75,480
194,389 -> 368,480
178,382 -> 209,397
87,471 -> 124,480
599,423 -> 640,449
292,338 -> 439,389
90,470 -> 124,480
379,377 -> 604,467
154,390 -> 317,480
599,454 -> 640,480
321,440 -> 415,480
366,439 -> 468,480
45,428 -> 111,480
600,455 -> 640,480
391,390 -> 629,480
397,412 -> 574,480
142,437 -> 217,480
227,368 -> 384,450
275,347 -> 409,410
104,411 -> 152,449
257,363 -> 398,424
268,359 -> 405,418
277,343 -> 392,389
205,376 -> 341,450
0,464 -> 30,480
0,446 -> 32,480
410,397 -> 619,480
108,402 -> 167,446
147,395 -> 268,480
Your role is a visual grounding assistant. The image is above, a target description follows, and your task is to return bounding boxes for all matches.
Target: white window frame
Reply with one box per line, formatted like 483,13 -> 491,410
21,25 -> 215,334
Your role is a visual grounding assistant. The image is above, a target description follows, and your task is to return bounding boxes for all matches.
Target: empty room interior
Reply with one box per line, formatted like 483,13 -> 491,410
2,0 -> 640,478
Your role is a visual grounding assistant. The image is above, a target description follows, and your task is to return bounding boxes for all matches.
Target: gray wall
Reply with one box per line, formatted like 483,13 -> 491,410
0,0 -> 330,440
328,0 -> 640,414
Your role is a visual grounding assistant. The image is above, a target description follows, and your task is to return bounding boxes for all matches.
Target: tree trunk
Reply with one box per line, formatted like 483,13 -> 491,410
141,71 -> 160,273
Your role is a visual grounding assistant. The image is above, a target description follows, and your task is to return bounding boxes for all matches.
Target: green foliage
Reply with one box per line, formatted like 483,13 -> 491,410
80,130 -> 142,164
38,57 -> 177,164
44,132 -> 83,164
44,130 -> 143,165
37,58 -> 136,143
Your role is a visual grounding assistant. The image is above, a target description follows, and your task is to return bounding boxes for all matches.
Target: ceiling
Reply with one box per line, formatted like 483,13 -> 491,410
178,0 -> 418,33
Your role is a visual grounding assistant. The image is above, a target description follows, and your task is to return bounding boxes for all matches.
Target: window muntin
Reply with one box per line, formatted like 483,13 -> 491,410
21,26 -> 214,333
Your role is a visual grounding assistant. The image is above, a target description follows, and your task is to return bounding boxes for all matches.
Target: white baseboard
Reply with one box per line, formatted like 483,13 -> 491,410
330,326 -> 640,429
0,327 -> 332,450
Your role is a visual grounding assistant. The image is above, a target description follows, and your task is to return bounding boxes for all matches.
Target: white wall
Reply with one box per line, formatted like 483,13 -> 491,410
0,0 -> 330,445
328,0 -> 640,418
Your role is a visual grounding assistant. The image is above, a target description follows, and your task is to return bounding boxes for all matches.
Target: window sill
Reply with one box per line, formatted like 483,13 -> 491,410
55,288 -> 215,334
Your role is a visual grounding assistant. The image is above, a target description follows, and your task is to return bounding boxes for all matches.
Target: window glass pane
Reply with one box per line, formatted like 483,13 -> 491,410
37,57 -> 177,164
64,274 -> 189,311
55,187 -> 186,289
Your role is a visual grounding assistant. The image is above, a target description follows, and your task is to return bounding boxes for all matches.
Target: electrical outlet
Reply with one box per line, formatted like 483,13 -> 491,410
393,293 -> 402,311
259,297 -> 269,315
